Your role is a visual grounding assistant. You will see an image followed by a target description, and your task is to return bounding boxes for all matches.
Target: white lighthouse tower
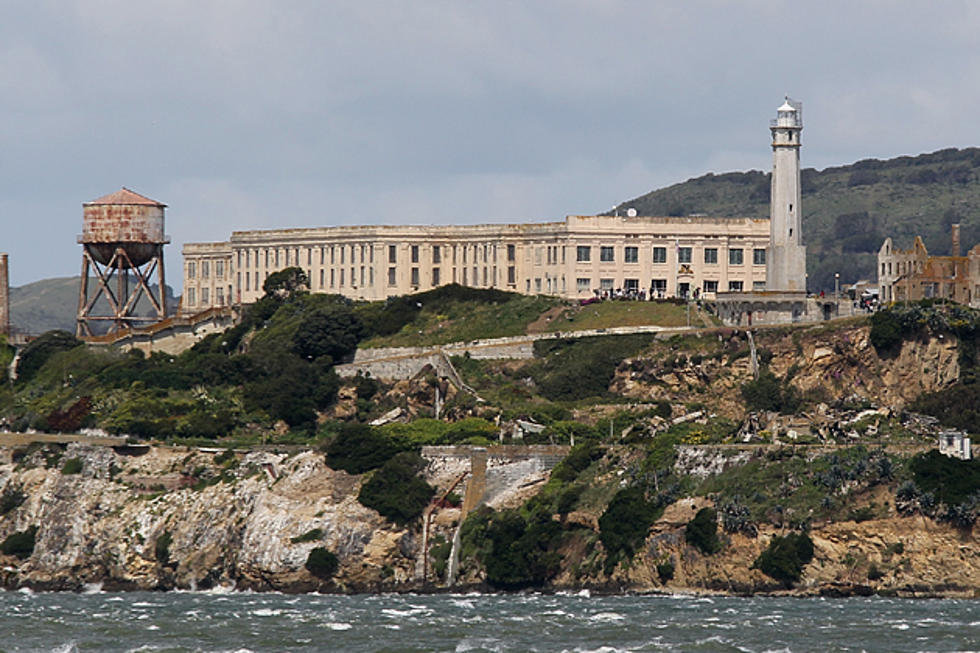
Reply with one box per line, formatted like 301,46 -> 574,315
766,97 -> 807,292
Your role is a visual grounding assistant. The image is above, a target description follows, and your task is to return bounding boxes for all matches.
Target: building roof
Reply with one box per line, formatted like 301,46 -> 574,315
86,188 -> 166,207
778,100 -> 796,112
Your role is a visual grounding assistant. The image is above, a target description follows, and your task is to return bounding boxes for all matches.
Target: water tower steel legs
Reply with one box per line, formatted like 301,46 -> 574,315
75,243 -> 167,337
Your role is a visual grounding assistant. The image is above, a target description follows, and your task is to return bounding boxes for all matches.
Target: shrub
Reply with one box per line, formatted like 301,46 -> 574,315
0,485 -> 26,516
656,559 -> 675,583
290,528 -> 323,544
155,531 -> 172,564
720,498 -> 757,537
599,487 -> 662,570
654,400 -> 672,419
1,526 -> 37,559
869,310 -> 904,354
685,507 -> 722,555
60,457 -> 83,475
430,535 -> 452,579
532,334 -> 651,401
482,509 -> 563,590
551,443 -> 603,483
909,449 -> 980,507
357,452 -> 434,525
16,330 -> 82,383
754,532 -> 814,587
305,547 -> 339,579
741,371 -> 802,414
325,424 -> 400,474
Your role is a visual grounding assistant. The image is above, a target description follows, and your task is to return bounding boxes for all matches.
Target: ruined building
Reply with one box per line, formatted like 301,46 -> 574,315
877,224 -> 980,306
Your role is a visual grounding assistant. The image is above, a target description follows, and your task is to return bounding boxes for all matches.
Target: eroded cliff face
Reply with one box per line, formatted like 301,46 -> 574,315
612,325 -> 960,418
0,444 -> 417,592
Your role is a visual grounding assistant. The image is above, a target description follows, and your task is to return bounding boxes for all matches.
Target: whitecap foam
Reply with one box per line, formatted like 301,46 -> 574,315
326,622 -> 352,631
82,582 -> 103,594
252,608 -> 282,617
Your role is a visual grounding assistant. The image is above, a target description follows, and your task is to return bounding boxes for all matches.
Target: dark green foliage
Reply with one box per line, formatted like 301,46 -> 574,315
656,559 -> 675,583
754,532 -> 814,587
305,547 -> 339,579
741,370 -> 802,414
325,424 -> 400,474
429,535 -> 452,579
357,452 -> 434,525
60,457 -> 82,475
720,498 -> 758,537
482,509 -> 563,590
909,449 -> 980,507
531,335 -> 651,401
16,330 -> 82,383
263,267 -> 309,296
869,310 -> 904,354
291,528 -> 323,544
685,507 -> 722,555
557,484 -> 585,515
654,400 -> 672,419
910,385 -> 980,433
292,301 -> 363,363
0,526 -> 37,559
155,531 -> 172,564
354,373 -> 380,400
0,485 -> 26,516
599,487 -> 662,569
551,443 -> 603,483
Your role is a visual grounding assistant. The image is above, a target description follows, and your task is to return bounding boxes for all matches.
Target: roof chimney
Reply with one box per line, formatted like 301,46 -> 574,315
952,223 -> 961,257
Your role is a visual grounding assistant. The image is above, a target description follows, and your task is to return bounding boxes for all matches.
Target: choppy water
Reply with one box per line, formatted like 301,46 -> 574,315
1,589 -> 978,652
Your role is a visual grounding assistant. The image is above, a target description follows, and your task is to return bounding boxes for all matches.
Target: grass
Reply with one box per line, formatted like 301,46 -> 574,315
359,295 -> 560,348
542,301 -> 707,332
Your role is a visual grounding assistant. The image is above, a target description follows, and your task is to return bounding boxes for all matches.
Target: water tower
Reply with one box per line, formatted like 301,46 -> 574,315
76,188 -> 170,336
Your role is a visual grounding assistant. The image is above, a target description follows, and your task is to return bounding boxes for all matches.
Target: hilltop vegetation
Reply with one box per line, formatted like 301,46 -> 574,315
613,147 -> 980,292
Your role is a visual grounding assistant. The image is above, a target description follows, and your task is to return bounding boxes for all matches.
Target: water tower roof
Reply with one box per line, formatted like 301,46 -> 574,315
86,188 -> 166,207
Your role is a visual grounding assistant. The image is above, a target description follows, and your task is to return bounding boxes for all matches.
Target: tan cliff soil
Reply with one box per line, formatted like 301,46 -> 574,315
611,324 -> 959,419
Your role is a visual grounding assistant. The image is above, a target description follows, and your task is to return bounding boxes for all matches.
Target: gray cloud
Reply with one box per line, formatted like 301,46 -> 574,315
2,1 -> 980,287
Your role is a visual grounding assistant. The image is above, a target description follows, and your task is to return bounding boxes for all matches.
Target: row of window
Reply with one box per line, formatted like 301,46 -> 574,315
573,278 -> 760,293
186,260 -> 227,280
184,285 -> 233,307
575,245 -> 766,265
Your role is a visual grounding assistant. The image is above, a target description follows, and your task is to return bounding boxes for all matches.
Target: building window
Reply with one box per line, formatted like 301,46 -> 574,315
202,288 -> 209,304
186,287 -> 196,306
202,261 -> 210,279
387,267 -> 395,286
753,248 -> 767,265
600,278 -> 614,291
653,247 -> 667,263
729,248 -> 744,265
535,278 -> 542,292
340,247 -> 345,264
576,246 -> 591,262
215,261 -> 224,278
576,277 -> 591,292
433,246 -> 441,264
624,246 -> 638,263
624,279 -> 639,292
388,245 -> 397,263
507,266 -> 516,284
651,279 -> 667,295
319,269 -> 324,288
678,247 -> 692,264
432,268 -> 440,286
507,244 -> 516,262
704,248 -> 718,264
340,269 -> 344,287
411,245 -> 419,263
600,246 -> 614,262
254,271 -> 259,289
753,281 -> 766,291
728,280 -> 744,291
187,262 -> 196,279
411,267 -> 419,286
216,287 -> 224,306
703,280 -> 718,293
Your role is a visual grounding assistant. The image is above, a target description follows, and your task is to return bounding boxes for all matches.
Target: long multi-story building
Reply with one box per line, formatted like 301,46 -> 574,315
180,214 -> 770,314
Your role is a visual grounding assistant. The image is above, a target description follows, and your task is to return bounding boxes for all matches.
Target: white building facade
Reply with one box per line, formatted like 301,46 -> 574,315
181,214 -> 770,314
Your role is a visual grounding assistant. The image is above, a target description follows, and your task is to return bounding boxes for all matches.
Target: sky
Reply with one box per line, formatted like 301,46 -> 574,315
4,1 -> 980,289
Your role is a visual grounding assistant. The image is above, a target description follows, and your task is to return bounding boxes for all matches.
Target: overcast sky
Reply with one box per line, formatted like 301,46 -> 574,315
3,1 -> 980,288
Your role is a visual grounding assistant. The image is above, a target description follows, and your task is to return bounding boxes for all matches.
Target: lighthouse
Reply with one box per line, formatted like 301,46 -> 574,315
766,97 -> 807,292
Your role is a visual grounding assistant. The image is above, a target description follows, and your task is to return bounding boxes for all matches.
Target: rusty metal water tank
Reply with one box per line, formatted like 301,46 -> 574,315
80,188 -> 168,267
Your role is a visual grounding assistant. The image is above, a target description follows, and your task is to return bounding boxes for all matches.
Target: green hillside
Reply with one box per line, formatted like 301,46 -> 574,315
613,147 -> 980,291
9,277 -> 178,335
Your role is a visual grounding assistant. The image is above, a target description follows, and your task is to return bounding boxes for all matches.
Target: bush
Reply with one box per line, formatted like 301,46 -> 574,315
754,532 -> 814,587
1,526 -> 37,559
0,485 -> 26,516
155,531 -> 172,564
741,371 -> 802,414
60,457 -> 83,475
305,547 -> 339,579
551,443 -> 603,483
16,331 -> 82,383
357,452 -> 434,525
869,310 -> 904,354
599,487 -> 662,569
290,528 -> 323,544
685,507 -> 722,555
532,335 -> 651,401
656,559 -> 675,583
482,509 -> 563,590
325,424 -> 400,474
908,449 -> 980,507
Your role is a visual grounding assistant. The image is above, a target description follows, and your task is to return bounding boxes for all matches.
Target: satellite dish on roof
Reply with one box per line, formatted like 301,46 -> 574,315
626,208 -> 637,217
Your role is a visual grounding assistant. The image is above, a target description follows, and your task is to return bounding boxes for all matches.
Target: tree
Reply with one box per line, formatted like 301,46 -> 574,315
263,267 -> 309,296
685,507 -> 722,554
15,330 -> 82,383
305,547 -> 340,579
357,452 -> 434,525
292,303 -> 363,363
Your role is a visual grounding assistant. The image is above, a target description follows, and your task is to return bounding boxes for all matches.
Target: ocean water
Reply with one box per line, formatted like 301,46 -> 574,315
0,589 -> 978,653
